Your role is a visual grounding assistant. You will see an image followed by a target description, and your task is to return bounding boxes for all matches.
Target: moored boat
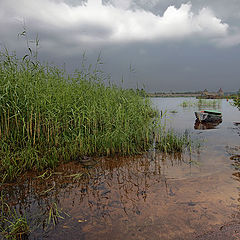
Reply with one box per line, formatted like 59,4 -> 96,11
195,110 -> 222,123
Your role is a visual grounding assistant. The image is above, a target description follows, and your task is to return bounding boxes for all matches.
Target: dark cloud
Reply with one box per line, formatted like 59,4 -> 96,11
0,0 -> 240,92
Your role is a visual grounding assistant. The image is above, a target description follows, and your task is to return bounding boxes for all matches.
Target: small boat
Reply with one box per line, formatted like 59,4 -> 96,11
195,110 -> 222,123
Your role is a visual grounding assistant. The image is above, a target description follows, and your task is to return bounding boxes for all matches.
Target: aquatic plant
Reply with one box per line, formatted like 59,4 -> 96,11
197,99 -> 221,108
0,49 -> 156,182
169,110 -> 178,114
180,99 -> 221,108
179,100 -> 195,107
155,129 -> 193,153
46,203 -> 67,227
232,91 -> 240,110
0,194 -> 30,239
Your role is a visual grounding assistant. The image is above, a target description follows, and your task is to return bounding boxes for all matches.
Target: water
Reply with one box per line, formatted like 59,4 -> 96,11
1,98 -> 240,240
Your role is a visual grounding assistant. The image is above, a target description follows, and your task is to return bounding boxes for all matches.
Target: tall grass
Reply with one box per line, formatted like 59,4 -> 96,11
180,99 -> 221,108
0,50 -> 156,182
179,100 -> 195,107
197,99 -> 221,108
155,129 -> 193,153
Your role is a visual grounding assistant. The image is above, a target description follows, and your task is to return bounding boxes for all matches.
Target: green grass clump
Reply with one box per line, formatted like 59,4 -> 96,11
197,99 -> 221,108
179,100 -> 195,107
0,50 -> 155,182
0,194 -> 30,239
180,99 -> 221,108
46,203 -> 68,227
155,129 -> 192,153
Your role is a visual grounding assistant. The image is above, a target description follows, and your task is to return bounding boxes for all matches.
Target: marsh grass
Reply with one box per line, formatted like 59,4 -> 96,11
0,45 -> 201,183
155,129 -> 194,153
0,194 -> 30,239
197,99 -> 221,108
180,100 -> 195,107
46,203 -> 68,227
0,49 -> 156,182
180,99 -> 221,108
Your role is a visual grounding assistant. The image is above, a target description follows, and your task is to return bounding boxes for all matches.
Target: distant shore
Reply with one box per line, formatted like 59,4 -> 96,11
148,92 -> 201,98
148,92 -> 235,99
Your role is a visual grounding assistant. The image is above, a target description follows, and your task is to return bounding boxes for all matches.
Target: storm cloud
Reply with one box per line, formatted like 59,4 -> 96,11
0,0 -> 229,49
0,0 -> 240,91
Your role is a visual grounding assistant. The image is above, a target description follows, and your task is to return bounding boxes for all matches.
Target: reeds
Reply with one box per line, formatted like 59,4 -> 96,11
180,99 -> 221,108
155,129 -> 193,153
197,99 -> 221,108
0,50 -> 156,182
180,100 -> 195,107
0,48 -> 200,182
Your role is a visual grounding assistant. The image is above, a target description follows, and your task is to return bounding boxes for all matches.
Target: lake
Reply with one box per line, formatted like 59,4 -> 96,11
1,97 -> 240,240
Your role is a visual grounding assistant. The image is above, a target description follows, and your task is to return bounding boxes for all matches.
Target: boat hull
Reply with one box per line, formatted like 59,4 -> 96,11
195,111 -> 222,123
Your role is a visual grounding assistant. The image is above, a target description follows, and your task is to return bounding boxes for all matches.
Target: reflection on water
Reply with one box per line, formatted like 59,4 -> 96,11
1,98 -> 240,240
233,122 -> 240,136
194,120 -> 222,130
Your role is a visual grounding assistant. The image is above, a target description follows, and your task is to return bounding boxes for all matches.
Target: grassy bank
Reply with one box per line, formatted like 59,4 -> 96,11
0,50 -> 156,182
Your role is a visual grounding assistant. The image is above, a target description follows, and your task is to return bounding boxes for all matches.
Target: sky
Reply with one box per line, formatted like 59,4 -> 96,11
0,0 -> 240,92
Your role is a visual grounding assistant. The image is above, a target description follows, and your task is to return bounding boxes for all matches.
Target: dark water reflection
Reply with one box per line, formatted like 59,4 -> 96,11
1,98 -> 240,240
194,120 -> 222,130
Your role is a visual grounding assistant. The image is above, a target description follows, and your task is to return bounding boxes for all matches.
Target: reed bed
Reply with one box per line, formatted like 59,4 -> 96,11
197,99 -> 221,108
180,99 -> 221,108
0,50 -> 156,182
155,129 -> 193,153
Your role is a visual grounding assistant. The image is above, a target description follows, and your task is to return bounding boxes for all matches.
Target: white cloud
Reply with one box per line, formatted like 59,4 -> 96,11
0,0 -> 230,53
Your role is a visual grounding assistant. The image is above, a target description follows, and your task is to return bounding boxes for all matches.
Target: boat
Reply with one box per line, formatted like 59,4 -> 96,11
194,110 -> 222,123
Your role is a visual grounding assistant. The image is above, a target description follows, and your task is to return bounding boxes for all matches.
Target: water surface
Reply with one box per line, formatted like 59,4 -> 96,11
2,97 -> 240,240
